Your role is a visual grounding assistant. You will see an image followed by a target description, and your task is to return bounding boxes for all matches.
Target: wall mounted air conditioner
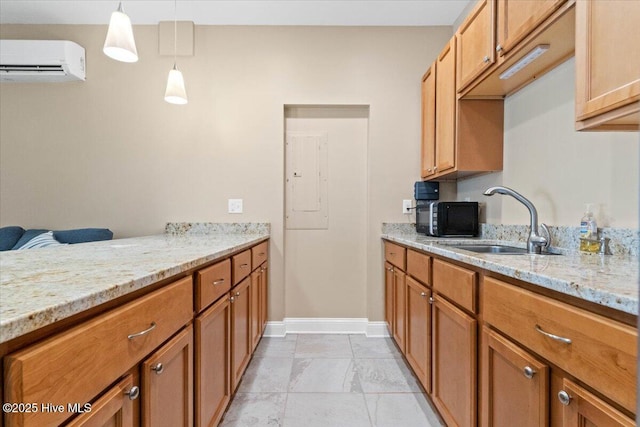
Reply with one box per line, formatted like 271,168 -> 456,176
0,40 -> 86,83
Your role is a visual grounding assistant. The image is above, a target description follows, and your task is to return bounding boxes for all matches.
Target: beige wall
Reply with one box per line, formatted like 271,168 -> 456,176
0,24 -> 451,322
458,58 -> 639,229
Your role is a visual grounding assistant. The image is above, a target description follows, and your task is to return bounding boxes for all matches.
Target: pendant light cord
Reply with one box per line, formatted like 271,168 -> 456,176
173,0 -> 177,66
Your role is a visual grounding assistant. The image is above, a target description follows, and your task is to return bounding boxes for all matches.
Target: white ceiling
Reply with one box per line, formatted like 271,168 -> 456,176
0,1 -> 472,26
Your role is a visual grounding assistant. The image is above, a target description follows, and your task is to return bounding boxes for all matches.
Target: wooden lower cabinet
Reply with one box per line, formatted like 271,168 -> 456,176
405,276 -> 431,393
392,268 -> 407,353
432,294 -> 477,427
384,262 -> 395,335
555,378 -> 635,427
195,296 -> 231,427
250,269 -> 262,352
66,374 -> 138,427
231,278 -> 251,392
141,325 -> 193,427
259,264 -> 268,335
480,327 -> 549,427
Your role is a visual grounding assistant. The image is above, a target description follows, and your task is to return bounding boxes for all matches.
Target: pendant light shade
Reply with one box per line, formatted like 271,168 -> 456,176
165,64 -> 188,104
103,2 -> 138,63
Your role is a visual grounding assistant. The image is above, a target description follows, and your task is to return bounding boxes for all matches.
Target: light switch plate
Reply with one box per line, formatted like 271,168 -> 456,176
228,199 -> 243,214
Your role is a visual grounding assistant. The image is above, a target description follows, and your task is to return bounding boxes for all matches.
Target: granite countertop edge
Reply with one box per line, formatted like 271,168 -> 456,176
0,232 -> 270,344
382,233 -> 638,316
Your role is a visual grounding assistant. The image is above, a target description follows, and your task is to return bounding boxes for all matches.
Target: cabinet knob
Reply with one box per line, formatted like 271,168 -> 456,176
151,363 -> 164,375
124,386 -> 140,401
428,296 -> 434,304
230,296 -> 235,303
483,55 -> 490,63
558,390 -> 572,406
523,366 -> 536,379
496,44 -> 503,53
427,168 -> 432,172
236,291 -> 241,296
420,292 -> 427,297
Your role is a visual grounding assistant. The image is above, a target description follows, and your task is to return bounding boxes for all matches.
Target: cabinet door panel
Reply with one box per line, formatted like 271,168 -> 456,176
480,327 -> 548,427
456,0 -> 495,91
195,296 -> 231,427
496,0 -> 565,56
142,325 -> 193,427
260,264 -> 268,335
392,269 -> 407,353
231,278 -> 251,391
575,0 -> 640,124
435,38 -> 456,175
432,295 -> 476,427
65,375 -> 136,427
421,64 -> 436,178
560,379 -> 635,427
384,262 -> 395,335
405,276 -> 431,393
250,270 -> 262,352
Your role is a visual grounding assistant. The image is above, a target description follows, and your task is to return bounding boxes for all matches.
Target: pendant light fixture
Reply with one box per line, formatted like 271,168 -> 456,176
103,2 -> 138,63
164,0 -> 188,104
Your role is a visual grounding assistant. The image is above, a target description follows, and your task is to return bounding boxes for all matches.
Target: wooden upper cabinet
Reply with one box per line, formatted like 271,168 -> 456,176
434,38 -> 456,176
456,0 -> 496,92
496,0 -> 566,56
421,64 -> 436,179
575,0 -> 640,130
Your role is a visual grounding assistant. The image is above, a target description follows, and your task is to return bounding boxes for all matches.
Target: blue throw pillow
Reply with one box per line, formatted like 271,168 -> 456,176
17,231 -> 66,250
11,229 -> 48,250
0,226 -> 25,251
54,228 -> 113,244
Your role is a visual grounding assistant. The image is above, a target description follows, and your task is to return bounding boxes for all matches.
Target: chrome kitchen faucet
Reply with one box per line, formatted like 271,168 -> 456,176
483,186 -> 550,254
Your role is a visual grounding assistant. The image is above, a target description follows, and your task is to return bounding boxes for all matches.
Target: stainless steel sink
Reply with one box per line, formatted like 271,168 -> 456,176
440,244 -> 560,255
453,244 -> 530,254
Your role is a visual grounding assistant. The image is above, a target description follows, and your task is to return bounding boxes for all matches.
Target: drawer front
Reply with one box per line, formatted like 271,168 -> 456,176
251,241 -> 268,270
196,259 -> 231,313
432,259 -> 477,313
483,277 -> 637,413
384,241 -> 406,270
4,277 -> 193,427
407,249 -> 431,286
232,250 -> 252,285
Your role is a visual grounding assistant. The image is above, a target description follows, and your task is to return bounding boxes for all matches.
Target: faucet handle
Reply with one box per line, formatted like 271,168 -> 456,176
538,223 -> 551,249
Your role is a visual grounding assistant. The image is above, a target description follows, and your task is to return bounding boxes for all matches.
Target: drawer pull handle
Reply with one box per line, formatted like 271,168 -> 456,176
535,324 -> 572,344
240,263 -> 249,269
213,279 -> 225,285
558,390 -> 572,406
151,363 -> 164,375
389,252 -> 395,255
127,322 -> 157,340
258,252 -> 266,256
124,386 -> 140,400
523,366 -> 536,379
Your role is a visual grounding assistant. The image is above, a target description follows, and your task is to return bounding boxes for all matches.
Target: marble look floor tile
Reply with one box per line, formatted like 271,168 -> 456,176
349,335 -> 403,359
254,337 -> 298,358
355,358 -> 422,393
288,358 -> 361,392
283,393 -> 371,427
294,334 -> 354,358
238,357 -> 294,393
220,393 -> 286,427
364,393 -> 445,427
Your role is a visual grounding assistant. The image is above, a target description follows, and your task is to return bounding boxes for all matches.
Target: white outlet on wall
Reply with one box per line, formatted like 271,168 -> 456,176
228,199 -> 243,214
402,199 -> 413,214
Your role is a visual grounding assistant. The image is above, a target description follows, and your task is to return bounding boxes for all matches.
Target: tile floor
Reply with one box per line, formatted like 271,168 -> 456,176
220,334 -> 445,427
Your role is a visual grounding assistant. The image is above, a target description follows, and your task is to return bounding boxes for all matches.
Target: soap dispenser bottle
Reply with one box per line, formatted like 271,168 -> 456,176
579,204 -> 598,252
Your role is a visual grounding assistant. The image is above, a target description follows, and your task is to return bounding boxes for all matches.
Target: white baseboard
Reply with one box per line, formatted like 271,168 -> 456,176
264,318 -> 390,338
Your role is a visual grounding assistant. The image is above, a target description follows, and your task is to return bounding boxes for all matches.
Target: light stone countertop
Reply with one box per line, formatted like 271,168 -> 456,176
383,232 -> 639,316
0,232 -> 269,344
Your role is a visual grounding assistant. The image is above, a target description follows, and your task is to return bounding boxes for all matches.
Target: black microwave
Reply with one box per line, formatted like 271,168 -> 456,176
416,201 -> 479,237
